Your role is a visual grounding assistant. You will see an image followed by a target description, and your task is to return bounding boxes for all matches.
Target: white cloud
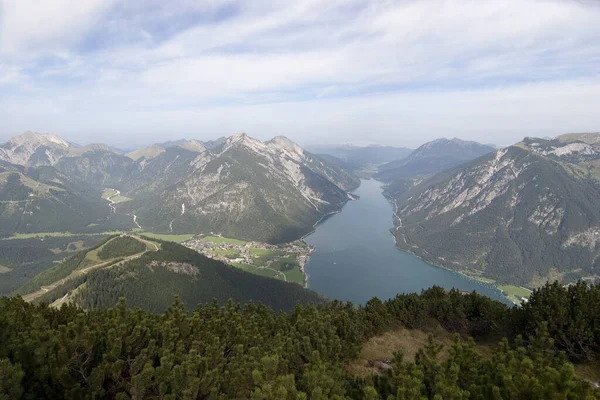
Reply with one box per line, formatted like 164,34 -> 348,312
0,0 -> 117,55
0,0 -> 599,146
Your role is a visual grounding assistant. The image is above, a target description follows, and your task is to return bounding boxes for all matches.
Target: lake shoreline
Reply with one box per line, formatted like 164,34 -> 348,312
391,238 -> 516,305
380,185 -> 522,305
303,179 -> 512,306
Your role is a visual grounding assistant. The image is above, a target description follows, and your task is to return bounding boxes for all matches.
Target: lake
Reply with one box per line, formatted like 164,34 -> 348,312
304,179 -> 511,305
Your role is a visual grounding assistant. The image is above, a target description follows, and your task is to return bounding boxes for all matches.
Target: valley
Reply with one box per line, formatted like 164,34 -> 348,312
3,131 -> 600,307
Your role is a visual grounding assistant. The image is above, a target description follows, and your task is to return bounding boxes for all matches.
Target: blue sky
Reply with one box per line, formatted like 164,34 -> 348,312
1,0 -> 599,148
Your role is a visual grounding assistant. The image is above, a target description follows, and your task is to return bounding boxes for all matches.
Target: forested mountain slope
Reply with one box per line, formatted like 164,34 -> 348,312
2,281 -> 600,398
19,239 -> 325,313
389,143 -> 600,287
0,160 -> 131,236
54,146 -> 135,187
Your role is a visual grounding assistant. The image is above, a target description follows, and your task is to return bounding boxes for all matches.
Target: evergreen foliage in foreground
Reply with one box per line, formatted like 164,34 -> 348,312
2,282 -> 600,399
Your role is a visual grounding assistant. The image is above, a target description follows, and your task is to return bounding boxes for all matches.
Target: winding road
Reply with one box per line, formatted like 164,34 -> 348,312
21,235 -> 159,304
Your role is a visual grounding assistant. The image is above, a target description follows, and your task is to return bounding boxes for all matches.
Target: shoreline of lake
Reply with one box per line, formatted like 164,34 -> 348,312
303,178 -> 513,306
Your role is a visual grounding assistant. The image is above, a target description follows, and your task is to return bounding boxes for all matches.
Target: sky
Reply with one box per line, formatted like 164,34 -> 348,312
0,0 -> 599,148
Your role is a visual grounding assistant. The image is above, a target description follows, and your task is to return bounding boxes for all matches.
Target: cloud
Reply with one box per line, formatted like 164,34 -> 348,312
0,0 -> 599,146
0,0 -> 117,55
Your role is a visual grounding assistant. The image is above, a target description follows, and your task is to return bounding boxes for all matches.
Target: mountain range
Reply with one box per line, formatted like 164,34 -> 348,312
4,130 -> 600,291
386,133 -> 600,287
0,131 -> 359,243
375,138 -> 496,181
307,143 -> 413,173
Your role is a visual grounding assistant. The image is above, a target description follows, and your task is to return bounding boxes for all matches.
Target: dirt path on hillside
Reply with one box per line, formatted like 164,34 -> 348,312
22,235 -> 159,303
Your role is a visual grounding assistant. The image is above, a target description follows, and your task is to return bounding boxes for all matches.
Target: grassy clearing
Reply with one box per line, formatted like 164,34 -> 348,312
249,248 -> 284,257
347,327 -> 456,378
102,189 -> 117,200
111,195 -> 131,203
252,267 -> 285,281
101,189 -> 131,203
214,249 -> 241,258
499,285 -> 532,299
80,241 -> 110,267
574,362 -> 600,384
203,235 -> 247,245
283,267 -> 304,286
4,231 -> 192,242
230,261 -> 303,285
4,232 -> 123,240
231,263 -> 255,272
6,232 -> 75,239
138,232 -> 195,242
472,276 -> 496,284
348,326 -> 600,386
230,263 -> 284,281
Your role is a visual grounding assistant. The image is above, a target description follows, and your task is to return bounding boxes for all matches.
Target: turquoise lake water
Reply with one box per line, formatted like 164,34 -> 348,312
304,179 -> 511,305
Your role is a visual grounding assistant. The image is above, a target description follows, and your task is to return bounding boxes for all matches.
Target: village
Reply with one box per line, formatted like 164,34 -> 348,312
182,235 -> 314,287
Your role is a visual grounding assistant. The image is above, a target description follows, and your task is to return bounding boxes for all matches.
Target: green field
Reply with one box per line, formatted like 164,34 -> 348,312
3,231 -> 193,243
499,285 -> 533,303
5,231 -> 122,240
473,276 -> 496,284
283,267 -> 304,286
101,189 -> 131,203
251,267 -> 284,281
138,232 -> 195,242
203,236 -> 247,245
231,263 -> 255,272
230,261 -> 304,286
101,189 -> 114,199
214,249 -> 241,258
249,248 -> 284,257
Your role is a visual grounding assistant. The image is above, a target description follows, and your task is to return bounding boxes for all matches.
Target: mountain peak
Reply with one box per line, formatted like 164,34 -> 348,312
225,133 -> 264,149
178,139 -> 207,153
268,136 -> 304,155
0,131 -> 74,166
7,131 -> 72,149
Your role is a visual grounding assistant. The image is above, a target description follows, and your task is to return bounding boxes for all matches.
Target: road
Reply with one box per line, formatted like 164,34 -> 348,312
22,235 -> 159,304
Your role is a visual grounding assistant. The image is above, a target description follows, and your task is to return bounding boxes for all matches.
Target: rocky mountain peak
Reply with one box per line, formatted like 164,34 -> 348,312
5,131 -> 72,149
222,133 -> 267,153
267,136 -> 304,157
178,139 -> 207,153
0,131 -> 74,166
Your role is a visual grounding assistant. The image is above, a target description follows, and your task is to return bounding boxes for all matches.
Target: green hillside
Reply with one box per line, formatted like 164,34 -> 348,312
0,235 -> 106,296
0,160 -> 133,236
20,240 -> 324,313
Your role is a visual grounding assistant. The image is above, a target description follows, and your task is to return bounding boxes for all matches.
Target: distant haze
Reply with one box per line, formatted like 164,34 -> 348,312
1,0 -> 599,148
